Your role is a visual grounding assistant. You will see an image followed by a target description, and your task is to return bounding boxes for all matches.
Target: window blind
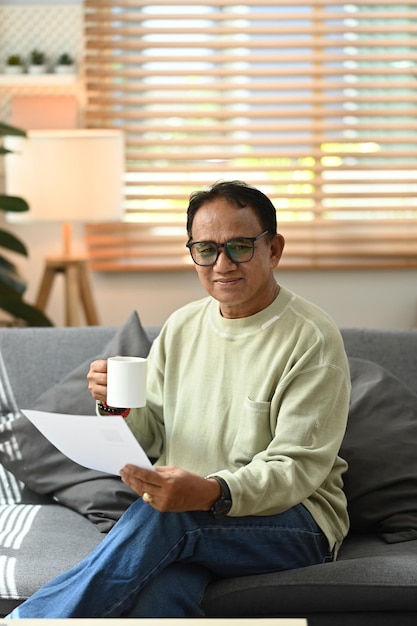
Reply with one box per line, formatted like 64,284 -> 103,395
84,0 -> 417,270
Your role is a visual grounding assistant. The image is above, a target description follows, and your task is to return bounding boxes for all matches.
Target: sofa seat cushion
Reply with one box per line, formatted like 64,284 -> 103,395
0,503 -> 103,616
203,534 -> 417,618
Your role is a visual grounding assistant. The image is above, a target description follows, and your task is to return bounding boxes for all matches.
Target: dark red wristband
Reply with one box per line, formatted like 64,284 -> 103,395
97,401 -> 130,418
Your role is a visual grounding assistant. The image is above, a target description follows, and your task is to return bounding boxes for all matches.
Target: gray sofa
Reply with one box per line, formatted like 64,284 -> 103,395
0,317 -> 417,625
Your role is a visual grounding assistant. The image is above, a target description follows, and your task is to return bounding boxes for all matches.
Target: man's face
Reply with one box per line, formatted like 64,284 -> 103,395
189,197 -> 284,319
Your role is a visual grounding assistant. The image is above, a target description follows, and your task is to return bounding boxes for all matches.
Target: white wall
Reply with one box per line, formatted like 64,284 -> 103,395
8,220 -> 417,330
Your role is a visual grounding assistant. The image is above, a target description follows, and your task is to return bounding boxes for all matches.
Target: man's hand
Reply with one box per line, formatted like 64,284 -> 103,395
120,465 -> 221,513
87,359 -> 108,402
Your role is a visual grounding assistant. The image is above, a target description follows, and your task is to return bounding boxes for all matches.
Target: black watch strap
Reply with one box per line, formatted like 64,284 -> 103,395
209,476 -> 232,518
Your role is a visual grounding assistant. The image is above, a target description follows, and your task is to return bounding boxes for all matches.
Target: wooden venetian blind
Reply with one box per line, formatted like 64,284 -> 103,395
84,0 -> 417,271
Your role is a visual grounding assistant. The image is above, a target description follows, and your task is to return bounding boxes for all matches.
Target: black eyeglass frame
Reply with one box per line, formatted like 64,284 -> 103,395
186,230 -> 271,267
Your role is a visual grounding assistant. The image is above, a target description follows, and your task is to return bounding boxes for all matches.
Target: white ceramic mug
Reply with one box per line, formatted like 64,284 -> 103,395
107,356 -> 147,408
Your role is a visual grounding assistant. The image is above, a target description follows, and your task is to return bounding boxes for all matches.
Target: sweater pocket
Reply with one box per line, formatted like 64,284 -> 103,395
232,397 -> 272,464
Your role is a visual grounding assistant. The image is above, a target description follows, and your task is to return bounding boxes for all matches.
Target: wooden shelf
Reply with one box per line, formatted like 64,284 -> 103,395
0,73 -> 78,86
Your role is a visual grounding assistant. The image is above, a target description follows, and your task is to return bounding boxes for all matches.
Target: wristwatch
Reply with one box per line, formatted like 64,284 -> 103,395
210,476 -> 232,518
97,401 -> 130,418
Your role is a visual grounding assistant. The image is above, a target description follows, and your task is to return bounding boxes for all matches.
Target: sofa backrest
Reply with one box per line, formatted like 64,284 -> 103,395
0,326 -> 118,408
341,327 -> 417,396
1,324 -> 416,409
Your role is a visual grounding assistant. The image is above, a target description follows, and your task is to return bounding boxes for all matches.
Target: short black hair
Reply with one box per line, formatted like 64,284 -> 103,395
186,180 -> 277,238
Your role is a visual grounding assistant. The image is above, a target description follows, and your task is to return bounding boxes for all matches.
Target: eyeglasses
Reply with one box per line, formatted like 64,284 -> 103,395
186,230 -> 270,267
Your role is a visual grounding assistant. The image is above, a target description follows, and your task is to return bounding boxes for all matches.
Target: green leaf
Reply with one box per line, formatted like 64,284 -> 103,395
0,296 -> 53,326
0,260 -> 27,295
0,122 -> 27,138
0,120 -> 47,326
0,194 -> 29,214
0,229 -> 28,256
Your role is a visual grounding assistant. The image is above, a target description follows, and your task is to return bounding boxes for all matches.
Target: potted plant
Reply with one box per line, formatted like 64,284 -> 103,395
5,54 -> 25,75
0,122 -> 53,326
55,53 -> 75,75
28,49 -> 47,75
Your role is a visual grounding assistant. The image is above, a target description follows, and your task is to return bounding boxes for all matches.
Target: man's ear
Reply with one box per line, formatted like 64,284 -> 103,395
270,233 -> 285,268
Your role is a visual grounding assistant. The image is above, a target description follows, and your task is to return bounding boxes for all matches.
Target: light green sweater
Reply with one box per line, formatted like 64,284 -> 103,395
127,285 -> 351,552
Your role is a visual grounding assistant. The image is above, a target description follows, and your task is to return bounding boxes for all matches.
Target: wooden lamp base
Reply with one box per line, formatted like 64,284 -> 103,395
35,256 -> 99,327
35,223 -> 100,326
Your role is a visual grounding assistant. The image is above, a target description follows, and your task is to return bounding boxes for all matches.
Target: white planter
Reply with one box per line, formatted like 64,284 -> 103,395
28,64 -> 47,75
54,65 -> 76,75
4,65 -> 25,75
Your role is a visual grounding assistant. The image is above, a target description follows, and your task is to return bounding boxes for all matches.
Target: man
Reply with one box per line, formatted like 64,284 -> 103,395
8,181 -> 350,618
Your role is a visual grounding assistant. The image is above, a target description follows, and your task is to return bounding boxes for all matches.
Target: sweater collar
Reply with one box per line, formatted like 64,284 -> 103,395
208,285 -> 294,337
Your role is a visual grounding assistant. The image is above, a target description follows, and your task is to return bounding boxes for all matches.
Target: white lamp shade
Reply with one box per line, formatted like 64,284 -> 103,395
4,129 -> 125,223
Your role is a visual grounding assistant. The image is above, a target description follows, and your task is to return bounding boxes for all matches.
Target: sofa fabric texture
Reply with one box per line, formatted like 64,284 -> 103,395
0,316 -> 417,624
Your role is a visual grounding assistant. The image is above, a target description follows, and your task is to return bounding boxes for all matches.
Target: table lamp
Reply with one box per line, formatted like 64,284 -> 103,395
4,129 -> 125,326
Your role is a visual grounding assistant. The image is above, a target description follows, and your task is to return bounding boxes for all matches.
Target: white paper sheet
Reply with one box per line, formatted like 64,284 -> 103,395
22,409 -> 154,475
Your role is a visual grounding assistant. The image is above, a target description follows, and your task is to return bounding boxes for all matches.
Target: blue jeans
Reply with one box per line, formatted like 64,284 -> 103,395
8,498 -> 332,618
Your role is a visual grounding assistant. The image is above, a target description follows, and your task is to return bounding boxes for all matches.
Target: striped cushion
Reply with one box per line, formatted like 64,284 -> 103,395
0,465 -> 23,506
0,351 -> 50,507
0,503 -> 103,614
0,504 -> 42,602
0,350 -> 24,506
0,352 -> 104,614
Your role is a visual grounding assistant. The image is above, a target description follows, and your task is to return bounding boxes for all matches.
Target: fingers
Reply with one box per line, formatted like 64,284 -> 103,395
120,465 -> 218,513
120,465 -> 162,490
120,466 -> 162,506
89,359 -> 108,376
87,359 -> 108,401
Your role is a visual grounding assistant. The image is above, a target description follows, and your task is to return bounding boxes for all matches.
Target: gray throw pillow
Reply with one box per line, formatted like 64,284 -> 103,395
341,357 -> 417,543
33,310 -> 151,415
0,311 -> 152,532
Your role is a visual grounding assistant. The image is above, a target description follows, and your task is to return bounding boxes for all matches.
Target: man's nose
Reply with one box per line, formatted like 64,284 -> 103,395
213,246 -> 237,269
